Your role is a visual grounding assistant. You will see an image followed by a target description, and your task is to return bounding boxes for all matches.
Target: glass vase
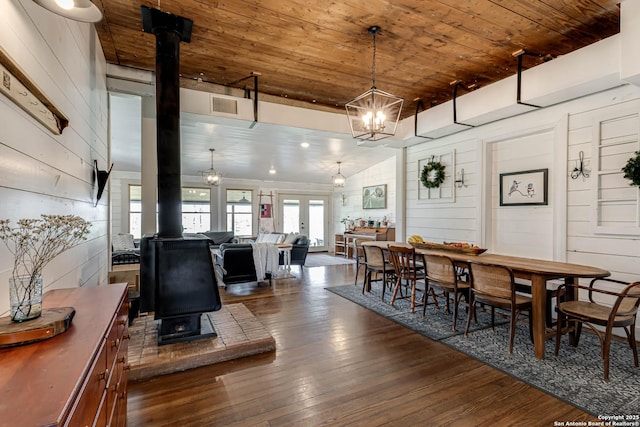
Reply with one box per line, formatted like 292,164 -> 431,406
9,274 -> 43,322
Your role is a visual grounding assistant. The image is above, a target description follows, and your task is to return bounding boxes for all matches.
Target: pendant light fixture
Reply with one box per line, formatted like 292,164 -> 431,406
345,26 -> 403,142
32,0 -> 103,23
332,161 -> 346,188
202,148 -> 221,186
239,192 -> 250,204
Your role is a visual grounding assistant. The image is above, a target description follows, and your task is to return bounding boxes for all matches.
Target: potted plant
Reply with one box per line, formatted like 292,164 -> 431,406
381,215 -> 389,227
340,216 -> 353,231
622,151 -> 640,187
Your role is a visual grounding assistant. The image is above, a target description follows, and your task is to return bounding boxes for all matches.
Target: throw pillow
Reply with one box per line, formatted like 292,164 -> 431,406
284,232 -> 299,244
256,233 -> 288,244
112,233 -> 136,251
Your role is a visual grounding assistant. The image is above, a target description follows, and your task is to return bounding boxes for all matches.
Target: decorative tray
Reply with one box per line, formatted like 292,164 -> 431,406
409,242 -> 487,255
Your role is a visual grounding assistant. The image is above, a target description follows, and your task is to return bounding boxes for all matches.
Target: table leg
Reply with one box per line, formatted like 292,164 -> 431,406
531,275 -> 547,359
285,250 -> 291,272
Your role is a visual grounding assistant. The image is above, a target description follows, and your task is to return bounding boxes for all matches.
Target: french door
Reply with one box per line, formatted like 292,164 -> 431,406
278,193 -> 329,252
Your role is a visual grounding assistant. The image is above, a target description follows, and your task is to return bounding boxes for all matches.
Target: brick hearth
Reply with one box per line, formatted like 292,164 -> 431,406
127,303 -> 275,381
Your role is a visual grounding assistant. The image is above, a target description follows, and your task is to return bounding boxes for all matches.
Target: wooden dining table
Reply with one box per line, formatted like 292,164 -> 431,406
361,241 -> 611,359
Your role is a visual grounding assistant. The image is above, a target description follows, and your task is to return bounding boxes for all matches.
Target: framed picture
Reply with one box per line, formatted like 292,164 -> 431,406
362,184 -> 386,209
499,168 -> 548,206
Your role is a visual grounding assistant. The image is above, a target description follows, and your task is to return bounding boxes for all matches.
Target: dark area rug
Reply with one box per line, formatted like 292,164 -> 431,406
326,281 -> 640,416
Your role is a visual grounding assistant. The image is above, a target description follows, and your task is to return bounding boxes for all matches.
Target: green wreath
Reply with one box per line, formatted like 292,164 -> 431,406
421,160 -> 446,189
622,151 -> 640,187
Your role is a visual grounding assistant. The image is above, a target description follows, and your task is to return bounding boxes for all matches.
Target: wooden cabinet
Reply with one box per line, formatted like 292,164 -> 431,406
341,227 -> 396,258
109,263 -> 140,292
334,234 -> 347,256
0,284 -> 129,427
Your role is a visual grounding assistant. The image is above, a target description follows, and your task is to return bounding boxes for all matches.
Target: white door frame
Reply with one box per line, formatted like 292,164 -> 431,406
277,192 -> 331,252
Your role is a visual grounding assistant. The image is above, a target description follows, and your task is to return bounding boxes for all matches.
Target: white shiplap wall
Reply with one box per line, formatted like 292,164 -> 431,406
333,156 -> 397,238
567,97 -> 640,282
0,1 -> 108,316
398,83 -> 640,335
488,129 -> 555,259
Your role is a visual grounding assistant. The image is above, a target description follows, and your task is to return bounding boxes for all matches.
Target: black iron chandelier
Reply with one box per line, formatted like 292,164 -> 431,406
345,26 -> 404,142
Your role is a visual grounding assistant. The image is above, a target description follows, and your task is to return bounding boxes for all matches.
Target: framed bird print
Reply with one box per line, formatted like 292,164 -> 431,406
499,169 -> 548,206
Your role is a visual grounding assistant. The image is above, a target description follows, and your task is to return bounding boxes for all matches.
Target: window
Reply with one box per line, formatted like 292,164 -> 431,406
182,187 -> 211,233
128,185 -> 211,237
226,190 -> 252,236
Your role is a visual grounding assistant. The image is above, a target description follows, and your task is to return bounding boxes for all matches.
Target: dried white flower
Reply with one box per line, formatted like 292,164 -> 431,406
0,215 -> 91,320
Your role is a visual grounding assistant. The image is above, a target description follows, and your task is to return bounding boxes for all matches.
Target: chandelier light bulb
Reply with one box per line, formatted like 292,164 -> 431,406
362,110 -> 387,132
206,174 -> 219,184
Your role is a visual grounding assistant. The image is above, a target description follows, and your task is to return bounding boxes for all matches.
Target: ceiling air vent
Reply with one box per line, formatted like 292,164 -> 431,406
211,95 -> 238,115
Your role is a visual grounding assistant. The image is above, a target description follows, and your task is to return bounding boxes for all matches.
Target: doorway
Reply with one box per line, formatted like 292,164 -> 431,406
278,194 -> 330,252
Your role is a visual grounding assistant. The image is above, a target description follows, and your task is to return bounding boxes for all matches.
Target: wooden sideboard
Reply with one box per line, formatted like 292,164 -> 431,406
0,283 -> 130,427
336,227 -> 396,258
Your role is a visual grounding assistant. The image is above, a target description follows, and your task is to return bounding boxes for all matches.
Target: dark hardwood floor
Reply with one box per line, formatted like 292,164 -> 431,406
127,259 -> 595,426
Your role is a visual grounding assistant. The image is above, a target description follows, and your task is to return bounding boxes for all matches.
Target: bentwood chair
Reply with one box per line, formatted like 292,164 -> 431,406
362,244 -> 394,299
388,245 -> 434,313
353,238 -> 373,287
554,278 -> 640,381
466,262 -> 533,354
423,253 -> 471,330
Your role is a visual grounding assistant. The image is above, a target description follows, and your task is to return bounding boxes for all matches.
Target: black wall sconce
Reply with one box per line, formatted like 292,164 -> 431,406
94,160 -> 113,207
455,168 -> 467,188
570,151 -> 590,181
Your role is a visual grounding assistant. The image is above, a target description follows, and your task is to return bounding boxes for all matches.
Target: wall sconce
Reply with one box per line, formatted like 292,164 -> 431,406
340,193 -> 347,206
32,0 -> 103,23
570,151 -> 590,181
94,160 -> 113,207
455,168 -> 467,188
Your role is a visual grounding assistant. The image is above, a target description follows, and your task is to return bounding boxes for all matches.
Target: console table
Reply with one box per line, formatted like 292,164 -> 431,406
337,227 -> 395,258
0,283 -> 130,427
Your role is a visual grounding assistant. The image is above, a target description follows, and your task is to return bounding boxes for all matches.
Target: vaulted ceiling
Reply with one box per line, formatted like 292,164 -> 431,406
96,0 -> 621,183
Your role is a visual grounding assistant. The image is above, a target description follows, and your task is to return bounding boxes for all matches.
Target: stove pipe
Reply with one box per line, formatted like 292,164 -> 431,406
141,6 -> 193,238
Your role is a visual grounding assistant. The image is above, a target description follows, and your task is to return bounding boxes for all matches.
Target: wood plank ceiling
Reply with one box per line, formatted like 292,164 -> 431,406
95,0 -> 620,120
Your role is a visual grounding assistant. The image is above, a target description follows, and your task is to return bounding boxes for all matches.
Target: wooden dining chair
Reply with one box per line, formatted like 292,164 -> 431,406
554,278 -> 640,381
388,245 -> 433,313
353,238 -> 373,287
362,244 -> 394,299
423,253 -> 470,330
465,262 -> 533,354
